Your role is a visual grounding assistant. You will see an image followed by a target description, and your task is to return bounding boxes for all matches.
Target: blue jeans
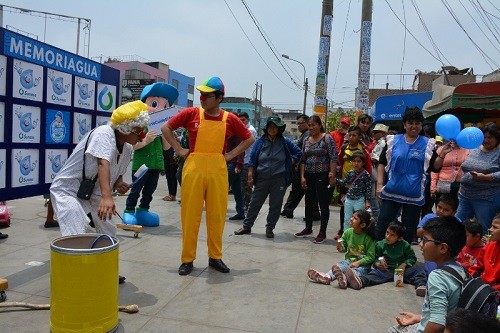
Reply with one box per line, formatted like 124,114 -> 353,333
228,162 -> 244,216
326,259 -> 371,280
377,199 -> 421,243
455,192 -> 500,233
343,197 -> 366,230
126,169 -> 160,210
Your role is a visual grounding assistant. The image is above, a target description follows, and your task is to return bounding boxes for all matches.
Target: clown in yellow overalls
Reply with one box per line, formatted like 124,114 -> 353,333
181,108 -> 229,263
161,76 -> 254,275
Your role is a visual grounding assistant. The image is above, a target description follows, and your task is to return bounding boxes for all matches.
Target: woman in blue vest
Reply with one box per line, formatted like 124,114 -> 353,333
376,107 -> 444,242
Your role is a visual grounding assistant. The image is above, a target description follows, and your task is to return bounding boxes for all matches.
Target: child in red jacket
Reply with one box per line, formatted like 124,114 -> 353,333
468,213 -> 500,291
456,218 -> 484,271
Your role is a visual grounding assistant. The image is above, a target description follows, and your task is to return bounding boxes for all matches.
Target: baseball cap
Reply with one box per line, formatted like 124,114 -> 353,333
340,116 -> 351,125
435,135 -> 443,143
373,123 -> 389,133
196,76 -> 225,94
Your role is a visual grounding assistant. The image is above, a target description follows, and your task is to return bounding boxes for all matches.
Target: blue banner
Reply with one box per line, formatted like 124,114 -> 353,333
3,30 -> 101,81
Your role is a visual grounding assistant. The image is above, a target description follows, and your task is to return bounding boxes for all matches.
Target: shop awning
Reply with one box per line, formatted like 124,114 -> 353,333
423,82 -> 500,122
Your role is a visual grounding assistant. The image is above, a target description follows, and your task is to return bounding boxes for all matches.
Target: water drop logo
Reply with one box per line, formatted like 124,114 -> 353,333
15,107 -> 38,133
98,85 -> 114,111
15,151 -> 37,176
76,78 -> 93,100
76,114 -> 90,136
48,152 -> 64,173
48,70 -> 69,95
14,61 -> 40,89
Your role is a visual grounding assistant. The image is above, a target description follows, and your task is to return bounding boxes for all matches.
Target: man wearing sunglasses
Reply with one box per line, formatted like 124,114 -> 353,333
162,76 -> 254,276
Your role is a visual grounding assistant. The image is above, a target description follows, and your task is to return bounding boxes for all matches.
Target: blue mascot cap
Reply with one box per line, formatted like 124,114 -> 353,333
140,82 -> 179,106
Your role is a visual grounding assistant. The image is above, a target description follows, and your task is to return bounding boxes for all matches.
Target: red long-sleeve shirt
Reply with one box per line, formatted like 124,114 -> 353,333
468,241 -> 500,291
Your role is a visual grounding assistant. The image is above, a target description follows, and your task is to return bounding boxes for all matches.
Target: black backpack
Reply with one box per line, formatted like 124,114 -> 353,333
440,265 -> 499,318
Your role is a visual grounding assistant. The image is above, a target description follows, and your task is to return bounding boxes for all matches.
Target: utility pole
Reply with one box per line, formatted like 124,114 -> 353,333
313,0 -> 334,122
302,78 -> 308,115
355,0 -> 373,114
254,82 -> 262,131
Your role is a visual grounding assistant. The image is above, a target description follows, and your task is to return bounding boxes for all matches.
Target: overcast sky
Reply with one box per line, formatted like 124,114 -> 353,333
1,0 -> 499,113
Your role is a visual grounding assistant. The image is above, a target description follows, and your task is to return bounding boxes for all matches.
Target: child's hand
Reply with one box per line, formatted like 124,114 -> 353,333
349,261 -> 361,268
375,261 -> 388,269
396,312 -> 421,326
336,242 -> 343,252
482,235 -> 491,244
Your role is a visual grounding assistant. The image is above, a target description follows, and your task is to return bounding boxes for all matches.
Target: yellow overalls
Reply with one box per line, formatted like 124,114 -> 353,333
180,108 -> 229,263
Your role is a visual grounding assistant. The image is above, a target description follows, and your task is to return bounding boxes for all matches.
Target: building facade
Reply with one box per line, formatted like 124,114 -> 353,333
105,60 -> 194,107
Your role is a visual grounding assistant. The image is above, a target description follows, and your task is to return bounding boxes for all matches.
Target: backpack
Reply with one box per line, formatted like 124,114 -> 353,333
440,265 -> 499,318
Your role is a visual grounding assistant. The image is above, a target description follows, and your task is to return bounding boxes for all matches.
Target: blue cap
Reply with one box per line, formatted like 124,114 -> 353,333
140,82 -> 179,106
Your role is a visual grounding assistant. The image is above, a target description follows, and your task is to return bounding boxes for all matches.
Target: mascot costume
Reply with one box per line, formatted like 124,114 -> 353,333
123,82 -> 179,226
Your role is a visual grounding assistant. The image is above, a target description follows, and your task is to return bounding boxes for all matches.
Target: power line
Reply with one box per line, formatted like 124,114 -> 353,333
239,0 -> 300,90
441,0 -> 499,69
222,0 -> 295,90
384,0 -> 446,65
400,0 -> 407,90
332,0 -> 352,97
460,0 -> 500,52
471,0 -> 500,43
410,0 -> 451,65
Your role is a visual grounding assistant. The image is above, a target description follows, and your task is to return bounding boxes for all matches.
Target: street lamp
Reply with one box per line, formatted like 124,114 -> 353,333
282,54 -> 308,114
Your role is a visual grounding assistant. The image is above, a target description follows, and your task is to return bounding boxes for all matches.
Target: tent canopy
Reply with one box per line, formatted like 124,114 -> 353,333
423,82 -> 500,122
372,91 -> 433,123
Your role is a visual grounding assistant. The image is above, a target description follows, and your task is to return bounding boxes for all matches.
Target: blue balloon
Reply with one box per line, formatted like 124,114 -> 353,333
435,114 -> 461,140
456,127 -> 484,149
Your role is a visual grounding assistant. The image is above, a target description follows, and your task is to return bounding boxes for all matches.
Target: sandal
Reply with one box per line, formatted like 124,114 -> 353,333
162,195 -> 176,201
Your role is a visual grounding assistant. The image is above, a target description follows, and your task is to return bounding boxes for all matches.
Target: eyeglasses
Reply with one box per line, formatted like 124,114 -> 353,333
420,236 -> 443,245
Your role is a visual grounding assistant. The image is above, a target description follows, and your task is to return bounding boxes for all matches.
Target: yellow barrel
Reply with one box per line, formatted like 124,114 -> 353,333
50,233 -> 119,333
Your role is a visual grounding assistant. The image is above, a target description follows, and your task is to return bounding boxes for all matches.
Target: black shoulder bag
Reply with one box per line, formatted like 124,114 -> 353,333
76,129 -> 98,200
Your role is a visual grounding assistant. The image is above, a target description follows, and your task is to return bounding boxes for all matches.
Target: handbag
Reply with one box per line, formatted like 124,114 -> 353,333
76,129 -> 98,200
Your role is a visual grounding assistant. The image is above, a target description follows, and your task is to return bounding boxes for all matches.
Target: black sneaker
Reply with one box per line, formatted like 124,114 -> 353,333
0,233 -> 8,239
178,262 -> 193,276
265,228 -> 274,238
228,214 -> 245,221
44,220 -> 59,228
208,258 -> 230,273
280,211 -> 293,218
118,275 -> 126,284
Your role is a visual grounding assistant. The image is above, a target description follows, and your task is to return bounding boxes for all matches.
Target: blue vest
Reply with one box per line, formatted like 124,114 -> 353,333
380,134 -> 431,205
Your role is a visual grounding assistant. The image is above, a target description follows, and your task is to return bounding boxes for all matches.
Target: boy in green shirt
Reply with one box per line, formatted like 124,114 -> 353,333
344,221 -> 427,296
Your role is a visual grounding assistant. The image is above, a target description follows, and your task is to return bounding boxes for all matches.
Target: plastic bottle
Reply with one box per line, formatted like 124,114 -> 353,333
497,305 -> 500,320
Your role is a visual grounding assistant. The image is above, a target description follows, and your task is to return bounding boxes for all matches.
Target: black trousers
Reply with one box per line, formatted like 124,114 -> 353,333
282,167 -> 319,216
304,171 -> 333,233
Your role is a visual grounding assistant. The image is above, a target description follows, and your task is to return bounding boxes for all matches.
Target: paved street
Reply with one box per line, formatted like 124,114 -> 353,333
0,175 -> 423,332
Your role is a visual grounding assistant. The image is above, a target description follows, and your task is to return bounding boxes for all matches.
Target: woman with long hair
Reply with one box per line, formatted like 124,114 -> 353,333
295,115 -> 338,244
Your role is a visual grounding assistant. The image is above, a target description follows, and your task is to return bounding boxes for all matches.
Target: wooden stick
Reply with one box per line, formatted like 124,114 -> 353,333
0,302 -> 139,313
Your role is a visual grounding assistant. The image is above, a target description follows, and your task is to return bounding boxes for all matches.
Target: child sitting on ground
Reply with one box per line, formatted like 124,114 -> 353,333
468,213 -> 500,291
307,209 -> 375,289
456,218 -> 484,271
345,221 -> 427,296
415,193 -> 458,275
387,216 -> 466,333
